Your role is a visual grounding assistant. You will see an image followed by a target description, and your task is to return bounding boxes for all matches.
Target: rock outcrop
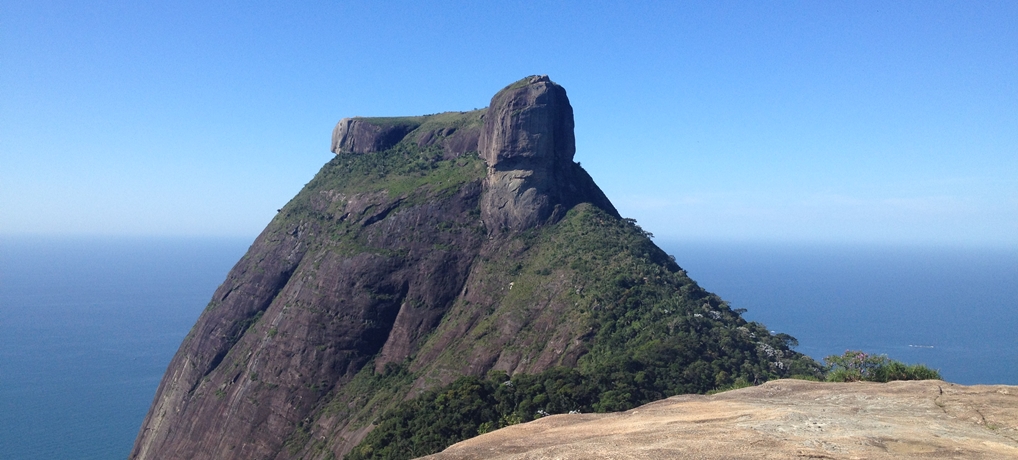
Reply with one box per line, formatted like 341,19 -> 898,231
412,116 -> 484,160
132,76 -> 815,460
423,379 -> 1018,460
332,111 -> 486,160
331,117 -> 424,154
479,75 -> 617,232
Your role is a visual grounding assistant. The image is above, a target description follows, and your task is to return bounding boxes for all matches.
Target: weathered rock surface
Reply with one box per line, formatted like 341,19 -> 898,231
132,176 -> 489,460
479,75 -> 618,232
423,379 -> 1018,460
332,117 -> 424,154
332,111 -> 486,159
413,114 -> 484,160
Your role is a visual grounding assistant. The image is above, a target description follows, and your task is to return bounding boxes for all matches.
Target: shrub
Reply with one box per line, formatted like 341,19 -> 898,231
872,361 -> 942,382
824,350 -> 940,383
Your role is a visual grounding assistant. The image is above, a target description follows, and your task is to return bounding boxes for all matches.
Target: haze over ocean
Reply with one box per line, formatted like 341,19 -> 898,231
1,237 -> 1014,459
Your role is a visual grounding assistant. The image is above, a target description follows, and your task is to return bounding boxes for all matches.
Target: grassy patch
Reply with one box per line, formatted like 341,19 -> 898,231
295,144 -> 484,203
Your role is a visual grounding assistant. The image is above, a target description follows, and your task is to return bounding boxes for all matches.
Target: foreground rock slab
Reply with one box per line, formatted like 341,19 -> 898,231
422,379 -> 1018,459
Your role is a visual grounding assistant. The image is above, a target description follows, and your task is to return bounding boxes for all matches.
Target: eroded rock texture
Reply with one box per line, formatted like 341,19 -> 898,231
331,117 -> 423,154
424,379 -> 1018,460
132,174 -> 488,460
479,75 -> 617,232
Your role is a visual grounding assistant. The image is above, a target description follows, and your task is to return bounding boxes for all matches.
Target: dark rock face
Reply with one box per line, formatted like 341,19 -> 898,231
479,76 -> 575,165
480,75 -> 618,232
331,117 -> 423,154
133,174 -> 489,459
332,111 -> 485,160
414,121 -> 482,160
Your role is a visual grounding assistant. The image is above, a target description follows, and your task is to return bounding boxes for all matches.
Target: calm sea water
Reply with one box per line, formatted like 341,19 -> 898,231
0,237 -> 249,460
661,241 -> 1018,386
0,237 -> 1015,459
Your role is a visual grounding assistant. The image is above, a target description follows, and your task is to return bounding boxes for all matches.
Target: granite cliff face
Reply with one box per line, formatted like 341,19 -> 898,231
332,117 -> 421,154
479,75 -> 616,232
132,76 -> 815,460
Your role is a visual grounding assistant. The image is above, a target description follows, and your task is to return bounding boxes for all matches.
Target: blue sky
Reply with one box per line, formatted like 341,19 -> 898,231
2,1 -> 1015,247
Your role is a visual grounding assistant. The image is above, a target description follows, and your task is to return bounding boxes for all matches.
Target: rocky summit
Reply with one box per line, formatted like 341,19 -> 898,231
131,76 -> 819,460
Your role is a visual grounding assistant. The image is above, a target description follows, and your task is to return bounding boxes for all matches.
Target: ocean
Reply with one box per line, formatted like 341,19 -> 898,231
0,237 -> 250,460
660,241 -> 1018,385
0,237 -> 1015,459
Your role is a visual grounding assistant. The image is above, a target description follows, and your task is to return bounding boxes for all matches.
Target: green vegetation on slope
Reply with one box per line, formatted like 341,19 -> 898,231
279,110 -> 486,225
348,205 -> 825,460
267,112 -> 486,262
351,110 -> 482,133
295,142 -> 484,205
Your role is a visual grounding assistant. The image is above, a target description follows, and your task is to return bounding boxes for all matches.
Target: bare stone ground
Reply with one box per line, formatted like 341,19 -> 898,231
421,379 -> 1018,459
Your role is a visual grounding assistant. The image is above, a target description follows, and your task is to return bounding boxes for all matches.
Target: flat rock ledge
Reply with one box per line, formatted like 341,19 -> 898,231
420,379 -> 1018,459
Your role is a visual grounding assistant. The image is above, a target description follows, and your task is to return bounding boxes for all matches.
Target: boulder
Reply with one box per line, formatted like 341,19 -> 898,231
479,75 -> 617,233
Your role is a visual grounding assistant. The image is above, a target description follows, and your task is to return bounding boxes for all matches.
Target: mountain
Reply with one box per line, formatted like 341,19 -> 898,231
131,76 -> 820,460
